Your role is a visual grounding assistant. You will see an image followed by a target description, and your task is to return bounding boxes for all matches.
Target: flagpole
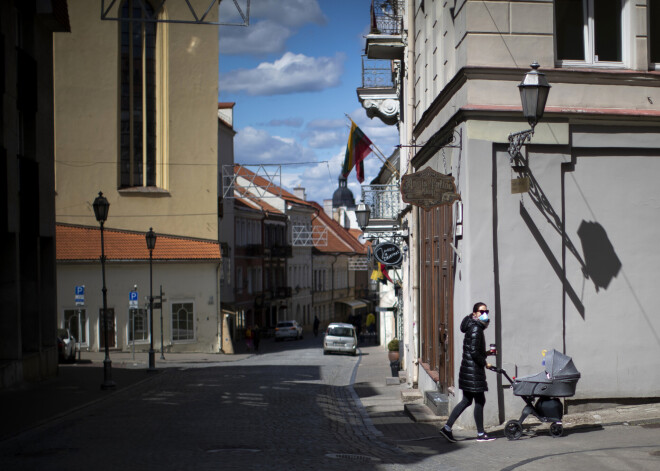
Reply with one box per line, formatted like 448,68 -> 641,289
344,114 -> 400,179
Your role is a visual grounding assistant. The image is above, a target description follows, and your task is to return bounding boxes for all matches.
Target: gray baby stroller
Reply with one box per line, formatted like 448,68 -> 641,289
492,349 -> 581,440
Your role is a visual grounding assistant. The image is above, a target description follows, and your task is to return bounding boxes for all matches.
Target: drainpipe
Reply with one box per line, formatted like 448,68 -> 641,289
405,0 -> 419,385
216,262 -> 222,352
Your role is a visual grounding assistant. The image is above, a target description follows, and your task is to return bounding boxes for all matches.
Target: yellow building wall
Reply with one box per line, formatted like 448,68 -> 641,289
54,0 -> 219,240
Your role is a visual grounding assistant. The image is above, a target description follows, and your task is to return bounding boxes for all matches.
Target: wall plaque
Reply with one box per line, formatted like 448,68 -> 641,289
373,242 -> 403,267
400,167 -> 461,211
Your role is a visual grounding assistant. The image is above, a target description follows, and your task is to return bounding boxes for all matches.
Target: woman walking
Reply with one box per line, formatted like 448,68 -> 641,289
440,302 -> 496,442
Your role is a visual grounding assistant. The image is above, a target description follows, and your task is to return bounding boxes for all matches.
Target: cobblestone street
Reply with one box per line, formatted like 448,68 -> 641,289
2,337 -> 660,471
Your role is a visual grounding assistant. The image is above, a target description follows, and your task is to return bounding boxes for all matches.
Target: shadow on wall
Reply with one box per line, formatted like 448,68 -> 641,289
576,221 -> 622,292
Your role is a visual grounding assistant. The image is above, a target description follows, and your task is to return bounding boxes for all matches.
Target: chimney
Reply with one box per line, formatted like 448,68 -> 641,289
323,199 -> 333,218
293,187 -> 306,201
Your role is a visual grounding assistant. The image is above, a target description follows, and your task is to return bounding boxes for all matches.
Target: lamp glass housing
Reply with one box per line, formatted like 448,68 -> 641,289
145,228 -> 157,251
93,192 -> 110,223
355,203 -> 371,230
518,62 -> 551,128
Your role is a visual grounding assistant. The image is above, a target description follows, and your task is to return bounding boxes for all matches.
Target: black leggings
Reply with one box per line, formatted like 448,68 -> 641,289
446,391 -> 486,434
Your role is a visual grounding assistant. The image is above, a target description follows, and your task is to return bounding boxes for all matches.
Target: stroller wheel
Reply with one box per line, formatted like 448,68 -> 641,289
549,422 -> 563,438
504,420 -> 523,440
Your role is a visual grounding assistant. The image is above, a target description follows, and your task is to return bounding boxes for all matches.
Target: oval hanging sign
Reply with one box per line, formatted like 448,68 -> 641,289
373,242 -> 403,267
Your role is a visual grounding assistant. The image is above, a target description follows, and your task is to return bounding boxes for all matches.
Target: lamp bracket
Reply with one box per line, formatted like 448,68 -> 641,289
508,127 -> 534,162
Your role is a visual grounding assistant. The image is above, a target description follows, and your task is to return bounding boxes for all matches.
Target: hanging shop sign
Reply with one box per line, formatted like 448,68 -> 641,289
400,167 -> 461,211
373,242 -> 403,267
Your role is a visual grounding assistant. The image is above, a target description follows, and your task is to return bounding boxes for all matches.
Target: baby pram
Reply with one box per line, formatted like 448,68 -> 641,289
491,349 -> 581,440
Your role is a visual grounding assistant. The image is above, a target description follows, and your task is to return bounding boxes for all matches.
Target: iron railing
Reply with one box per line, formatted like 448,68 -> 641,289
370,0 -> 405,35
361,184 -> 401,221
361,56 -> 395,88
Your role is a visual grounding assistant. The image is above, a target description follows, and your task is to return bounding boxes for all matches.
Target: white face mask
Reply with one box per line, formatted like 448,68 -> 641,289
478,312 -> 490,323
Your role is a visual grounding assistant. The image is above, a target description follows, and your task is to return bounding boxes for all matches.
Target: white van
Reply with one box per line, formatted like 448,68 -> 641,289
323,323 -> 358,356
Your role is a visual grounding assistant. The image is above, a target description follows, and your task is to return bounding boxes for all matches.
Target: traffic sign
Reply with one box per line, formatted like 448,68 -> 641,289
129,290 -> 139,309
75,285 -> 85,306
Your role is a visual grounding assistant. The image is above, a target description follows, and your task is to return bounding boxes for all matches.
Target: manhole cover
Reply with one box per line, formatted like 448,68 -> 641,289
326,453 -> 380,462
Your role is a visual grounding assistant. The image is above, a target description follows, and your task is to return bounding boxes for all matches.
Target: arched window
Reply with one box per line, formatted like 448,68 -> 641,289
120,0 -> 157,188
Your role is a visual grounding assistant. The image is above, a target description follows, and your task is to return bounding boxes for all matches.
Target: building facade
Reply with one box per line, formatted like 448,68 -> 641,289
360,0 -> 660,428
52,1 -> 222,353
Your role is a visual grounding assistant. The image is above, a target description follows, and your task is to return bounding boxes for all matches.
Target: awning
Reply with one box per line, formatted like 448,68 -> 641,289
337,299 -> 368,309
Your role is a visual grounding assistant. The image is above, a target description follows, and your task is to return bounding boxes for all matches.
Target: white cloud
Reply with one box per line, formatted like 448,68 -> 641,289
219,52 -> 345,96
220,20 -> 292,55
234,126 -> 304,164
219,0 -> 326,55
265,117 -> 304,127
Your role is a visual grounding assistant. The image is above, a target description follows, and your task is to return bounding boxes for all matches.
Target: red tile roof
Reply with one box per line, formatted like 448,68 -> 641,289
234,165 -> 312,208
57,224 -> 221,262
310,202 -> 367,255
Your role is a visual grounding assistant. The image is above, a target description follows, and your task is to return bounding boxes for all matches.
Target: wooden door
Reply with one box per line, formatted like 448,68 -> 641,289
420,206 -> 455,392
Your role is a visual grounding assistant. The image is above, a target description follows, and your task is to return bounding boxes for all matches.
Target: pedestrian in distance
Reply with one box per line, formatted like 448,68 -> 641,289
440,302 -> 497,443
313,316 -> 320,337
245,326 -> 253,352
253,325 -> 260,352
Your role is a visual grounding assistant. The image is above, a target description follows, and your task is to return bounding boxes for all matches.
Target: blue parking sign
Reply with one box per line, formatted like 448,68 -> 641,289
129,290 -> 138,308
75,285 -> 85,306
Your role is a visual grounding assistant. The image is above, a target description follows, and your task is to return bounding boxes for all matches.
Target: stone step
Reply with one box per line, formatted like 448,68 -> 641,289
401,389 -> 423,404
405,403 -> 447,423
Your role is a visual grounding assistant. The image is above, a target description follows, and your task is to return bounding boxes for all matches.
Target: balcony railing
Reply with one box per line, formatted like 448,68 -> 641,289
361,184 -> 401,221
361,56 -> 395,89
370,0 -> 405,35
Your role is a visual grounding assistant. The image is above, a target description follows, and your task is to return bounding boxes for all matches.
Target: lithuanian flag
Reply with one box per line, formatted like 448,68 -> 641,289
342,120 -> 373,183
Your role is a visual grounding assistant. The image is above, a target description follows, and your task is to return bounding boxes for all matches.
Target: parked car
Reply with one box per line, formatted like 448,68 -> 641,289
323,322 -> 358,356
275,320 -> 303,341
57,328 -> 76,362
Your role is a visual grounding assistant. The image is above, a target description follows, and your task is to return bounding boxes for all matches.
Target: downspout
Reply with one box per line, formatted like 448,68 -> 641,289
216,262 -> 222,352
406,0 -> 420,385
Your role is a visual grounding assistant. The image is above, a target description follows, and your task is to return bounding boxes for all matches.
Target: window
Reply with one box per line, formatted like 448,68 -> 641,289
172,302 -> 194,341
120,0 -> 160,188
64,309 -> 87,344
128,308 -> 149,342
651,1 -> 660,67
555,0 -> 625,66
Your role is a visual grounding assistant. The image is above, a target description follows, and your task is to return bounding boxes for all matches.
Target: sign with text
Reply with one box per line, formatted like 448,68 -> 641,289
400,167 -> 460,211
129,290 -> 139,309
75,285 -> 85,306
373,242 -> 403,267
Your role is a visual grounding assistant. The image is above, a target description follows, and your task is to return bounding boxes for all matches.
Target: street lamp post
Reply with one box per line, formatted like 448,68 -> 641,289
508,62 -> 551,161
93,192 -> 115,390
145,227 -> 157,372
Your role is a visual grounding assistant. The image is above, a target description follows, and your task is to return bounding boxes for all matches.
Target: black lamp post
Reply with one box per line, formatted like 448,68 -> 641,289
355,202 -> 371,231
93,192 -> 115,390
145,227 -> 157,372
508,61 -> 551,160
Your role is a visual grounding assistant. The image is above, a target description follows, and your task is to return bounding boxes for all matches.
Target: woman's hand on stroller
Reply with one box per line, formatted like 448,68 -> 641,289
486,363 -> 499,372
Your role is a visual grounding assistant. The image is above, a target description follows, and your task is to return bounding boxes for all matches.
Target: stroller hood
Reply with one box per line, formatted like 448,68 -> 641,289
517,349 -> 581,384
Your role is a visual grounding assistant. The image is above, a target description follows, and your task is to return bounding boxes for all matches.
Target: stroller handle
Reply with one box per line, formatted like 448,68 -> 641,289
488,366 -> 515,384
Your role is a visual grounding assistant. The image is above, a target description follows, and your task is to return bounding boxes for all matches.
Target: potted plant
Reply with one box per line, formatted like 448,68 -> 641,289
387,338 -> 400,362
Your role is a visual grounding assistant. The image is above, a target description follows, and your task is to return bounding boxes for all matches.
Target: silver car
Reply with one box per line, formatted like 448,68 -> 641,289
323,323 -> 358,356
275,320 -> 303,341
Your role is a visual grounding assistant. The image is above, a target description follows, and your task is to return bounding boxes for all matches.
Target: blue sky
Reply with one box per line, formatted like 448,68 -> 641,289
218,0 -> 399,205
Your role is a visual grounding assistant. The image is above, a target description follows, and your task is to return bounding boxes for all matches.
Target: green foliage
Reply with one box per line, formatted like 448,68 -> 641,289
387,338 -> 399,351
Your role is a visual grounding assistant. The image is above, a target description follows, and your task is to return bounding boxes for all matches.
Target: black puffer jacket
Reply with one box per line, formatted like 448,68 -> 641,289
457,315 -> 489,393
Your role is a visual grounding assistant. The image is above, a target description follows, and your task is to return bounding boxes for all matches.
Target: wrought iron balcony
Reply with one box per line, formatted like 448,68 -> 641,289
366,0 -> 405,60
357,57 -> 400,126
370,0 -> 404,35
361,184 -> 401,230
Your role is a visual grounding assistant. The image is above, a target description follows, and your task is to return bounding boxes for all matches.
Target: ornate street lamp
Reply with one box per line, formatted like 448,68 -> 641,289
508,62 -> 551,160
355,202 -> 371,230
145,227 -> 157,372
93,192 -> 115,390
